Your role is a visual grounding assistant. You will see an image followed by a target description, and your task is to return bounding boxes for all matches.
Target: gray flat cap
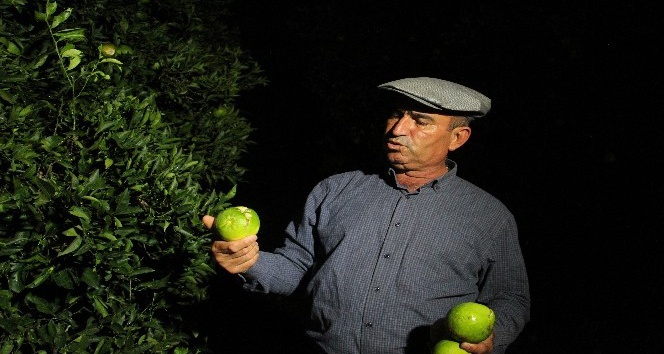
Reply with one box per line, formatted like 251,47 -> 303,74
378,77 -> 491,117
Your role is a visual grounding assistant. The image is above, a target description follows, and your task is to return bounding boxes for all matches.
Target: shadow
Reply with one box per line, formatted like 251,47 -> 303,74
406,325 -> 433,354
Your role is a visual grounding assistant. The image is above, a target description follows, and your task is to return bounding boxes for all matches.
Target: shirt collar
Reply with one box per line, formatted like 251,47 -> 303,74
386,159 -> 458,193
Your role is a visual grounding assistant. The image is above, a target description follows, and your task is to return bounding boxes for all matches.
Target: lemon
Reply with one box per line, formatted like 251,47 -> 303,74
214,206 -> 260,241
446,302 -> 495,344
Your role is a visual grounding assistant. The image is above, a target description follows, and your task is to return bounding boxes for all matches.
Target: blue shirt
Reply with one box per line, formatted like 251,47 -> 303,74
244,160 -> 530,354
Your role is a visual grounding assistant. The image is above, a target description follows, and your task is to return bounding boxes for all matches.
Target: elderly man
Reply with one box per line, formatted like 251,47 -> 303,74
204,77 -> 530,354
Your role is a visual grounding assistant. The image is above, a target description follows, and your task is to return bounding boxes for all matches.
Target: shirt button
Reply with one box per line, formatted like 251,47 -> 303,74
365,322 -> 373,327
373,287 -> 380,292
383,254 -> 391,259
394,222 -> 401,227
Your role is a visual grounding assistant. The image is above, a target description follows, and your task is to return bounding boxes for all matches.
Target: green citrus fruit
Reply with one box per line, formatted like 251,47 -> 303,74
100,43 -> 117,58
446,302 -> 495,344
214,206 -> 260,241
432,339 -> 470,354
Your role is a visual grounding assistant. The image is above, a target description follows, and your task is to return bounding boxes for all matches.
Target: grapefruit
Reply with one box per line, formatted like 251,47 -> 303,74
446,302 -> 495,344
214,206 -> 260,241
432,339 -> 470,354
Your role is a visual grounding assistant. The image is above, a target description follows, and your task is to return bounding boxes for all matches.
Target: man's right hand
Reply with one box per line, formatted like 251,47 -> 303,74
203,215 -> 260,274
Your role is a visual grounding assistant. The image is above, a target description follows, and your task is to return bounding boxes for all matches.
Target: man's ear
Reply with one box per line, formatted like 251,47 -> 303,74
448,126 -> 471,151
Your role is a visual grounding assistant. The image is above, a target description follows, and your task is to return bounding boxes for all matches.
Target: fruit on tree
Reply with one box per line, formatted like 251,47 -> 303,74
214,206 -> 260,241
100,43 -> 117,57
446,302 -> 495,344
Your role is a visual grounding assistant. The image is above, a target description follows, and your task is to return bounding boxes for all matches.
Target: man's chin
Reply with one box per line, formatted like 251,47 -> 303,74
387,157 -> 408,170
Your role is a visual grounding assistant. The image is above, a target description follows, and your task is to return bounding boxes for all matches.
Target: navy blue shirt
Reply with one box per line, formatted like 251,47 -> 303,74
244,161 -> 530,354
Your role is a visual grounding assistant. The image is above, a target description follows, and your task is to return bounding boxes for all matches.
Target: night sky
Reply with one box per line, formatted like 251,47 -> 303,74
208,1 -> 663,352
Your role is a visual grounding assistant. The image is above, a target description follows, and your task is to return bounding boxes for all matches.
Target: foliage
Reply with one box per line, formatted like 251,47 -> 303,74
0,0 -> 266,352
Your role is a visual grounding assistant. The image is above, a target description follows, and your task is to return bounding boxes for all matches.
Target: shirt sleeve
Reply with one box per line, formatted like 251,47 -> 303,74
477,213 -> 531,349
242,179 -> 329,295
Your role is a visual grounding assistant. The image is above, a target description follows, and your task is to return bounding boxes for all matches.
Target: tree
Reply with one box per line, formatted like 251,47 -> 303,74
0,0 -> 266,352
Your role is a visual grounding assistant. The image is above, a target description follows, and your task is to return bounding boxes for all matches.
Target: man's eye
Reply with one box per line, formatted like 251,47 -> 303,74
389,110 -> 405,118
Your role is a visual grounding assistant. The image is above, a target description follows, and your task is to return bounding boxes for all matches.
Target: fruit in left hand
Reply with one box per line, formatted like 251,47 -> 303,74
214,206 -> 260,241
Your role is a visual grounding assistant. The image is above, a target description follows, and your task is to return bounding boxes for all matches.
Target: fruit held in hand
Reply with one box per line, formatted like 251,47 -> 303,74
432,339 -> 469,354
214,206 -> 260,241
446,302 -> 495,344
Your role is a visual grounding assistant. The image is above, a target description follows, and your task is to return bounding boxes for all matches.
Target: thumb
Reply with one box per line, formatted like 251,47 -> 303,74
202,215 -> 215,229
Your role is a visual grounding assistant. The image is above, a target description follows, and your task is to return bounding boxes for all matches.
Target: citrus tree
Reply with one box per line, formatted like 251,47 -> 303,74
0,0 -> 265,352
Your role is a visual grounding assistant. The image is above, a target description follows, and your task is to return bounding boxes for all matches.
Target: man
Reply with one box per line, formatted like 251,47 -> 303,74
204,77 -> 530,354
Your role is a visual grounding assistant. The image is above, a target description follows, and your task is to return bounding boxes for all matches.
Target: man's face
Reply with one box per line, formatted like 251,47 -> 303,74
384,109 -> 470,174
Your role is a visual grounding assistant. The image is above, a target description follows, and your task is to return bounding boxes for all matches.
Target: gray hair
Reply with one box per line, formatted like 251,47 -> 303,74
448,116 -> 475,130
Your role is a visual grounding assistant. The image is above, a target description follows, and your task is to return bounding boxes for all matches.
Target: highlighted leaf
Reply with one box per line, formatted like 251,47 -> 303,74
69,206 -> 90,222
67,56 -> 81,70
51,8 -> 72,28
58,235 -> 82,257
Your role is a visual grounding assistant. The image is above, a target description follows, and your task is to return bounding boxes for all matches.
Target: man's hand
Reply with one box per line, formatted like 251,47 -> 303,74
460,333 -> 494,354
203,215 -> 259,274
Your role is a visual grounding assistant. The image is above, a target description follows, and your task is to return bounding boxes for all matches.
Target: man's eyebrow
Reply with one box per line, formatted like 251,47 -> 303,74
409,111 -> 435,120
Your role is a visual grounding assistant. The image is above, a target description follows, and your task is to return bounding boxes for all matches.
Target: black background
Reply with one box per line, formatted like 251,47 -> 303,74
204,1 -> 664,353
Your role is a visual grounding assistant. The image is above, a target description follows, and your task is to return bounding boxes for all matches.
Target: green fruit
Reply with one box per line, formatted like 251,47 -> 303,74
100,43 -> 116,58
214,206 -> 260,241
446,302 -> 495,344
432,340 -> 469,354
213,106 -> 229,118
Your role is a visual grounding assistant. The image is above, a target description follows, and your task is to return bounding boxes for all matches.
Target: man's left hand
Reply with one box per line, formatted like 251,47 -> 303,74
460,333 -> 494,354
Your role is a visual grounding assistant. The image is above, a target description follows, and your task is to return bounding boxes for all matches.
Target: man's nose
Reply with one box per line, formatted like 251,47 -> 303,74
390,113 -> 413,135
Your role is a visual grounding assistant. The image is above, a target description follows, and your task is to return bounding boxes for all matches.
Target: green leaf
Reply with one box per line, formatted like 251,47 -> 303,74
92,296 -> 109,318
9,265 -> 25,293
69,206 -> 90,222
53,28 -> 86,41
52,269 -> 75,290
129,267 -> 154,277
46,1 -> 58,18
226,184 -> 237,201
61,48 -> 82,58
0,342 -> 14,354
0,290 -> 13,310
134,276 -> 169,290
4,40 -> 21,56
81,268 -> 99,288
0,89 -> 16,104
57,235 -> 82,257
25,293 -> 57,315
26,266 -> 54,288
67,55 -> 82,70
34,11 -> 47,22
100,58 -> 123,65
62,227 -> 79,236
51,8 -> 72,28
33,54 -> 49,69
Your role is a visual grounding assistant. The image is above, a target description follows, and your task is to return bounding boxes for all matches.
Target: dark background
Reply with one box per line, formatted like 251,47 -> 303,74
204,1 -> 664,353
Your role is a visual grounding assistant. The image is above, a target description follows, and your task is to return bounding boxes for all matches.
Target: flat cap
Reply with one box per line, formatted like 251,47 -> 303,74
378,77 -> 491,117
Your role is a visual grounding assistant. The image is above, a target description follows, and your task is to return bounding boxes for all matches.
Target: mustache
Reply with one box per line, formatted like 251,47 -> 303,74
386,137 -> 409,146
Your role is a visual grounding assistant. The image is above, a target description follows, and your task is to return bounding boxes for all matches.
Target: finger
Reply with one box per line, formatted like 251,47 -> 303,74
211,238 -> 258,258
227,247 -> 260,273
224,235 -> 259,253
202,215 -> 215,229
